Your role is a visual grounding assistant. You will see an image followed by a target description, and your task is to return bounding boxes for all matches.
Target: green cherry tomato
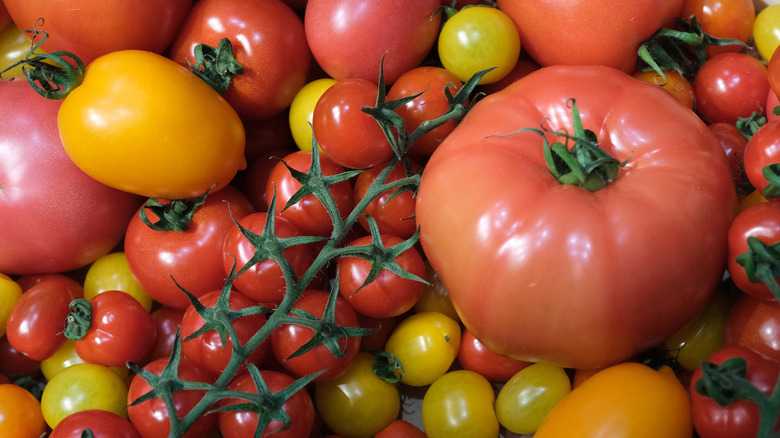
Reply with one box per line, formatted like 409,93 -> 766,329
754,4 -> 780,61
437,6 -> 521,84
495,362 -> 571,435
422,369 -> 499,438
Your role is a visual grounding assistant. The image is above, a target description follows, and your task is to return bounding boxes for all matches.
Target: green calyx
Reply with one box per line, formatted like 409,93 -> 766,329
63,299 -> 93,341
373,351 -> 406,383
736,236 -> 780,301
187,37 -> 244,95
761,164 -> 780,200
139,186 -> 212,232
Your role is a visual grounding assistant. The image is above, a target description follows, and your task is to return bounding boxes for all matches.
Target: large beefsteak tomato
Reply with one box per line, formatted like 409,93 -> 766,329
416,65 -> 737,369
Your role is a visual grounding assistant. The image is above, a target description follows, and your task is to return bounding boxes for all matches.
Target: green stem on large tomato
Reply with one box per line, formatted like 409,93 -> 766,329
138,186 -> 213,232
63,299 -> 93,341
696,357 -> 780,438
736,236 -> 780,302
187,37 -> 244,95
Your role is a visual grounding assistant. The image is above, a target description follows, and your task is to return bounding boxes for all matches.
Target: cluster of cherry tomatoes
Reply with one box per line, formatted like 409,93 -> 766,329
1,0 -> 780,437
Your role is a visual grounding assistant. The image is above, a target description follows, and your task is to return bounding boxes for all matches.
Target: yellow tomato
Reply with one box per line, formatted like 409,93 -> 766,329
384,311 -> 461,386
422,370 -> 499,438
83,252 -> 153,311
754,4 -> 780,61
413,261 -> 460,323
57,50 -> 246,199
0,274 -> 22,337
289,77 -> 336,152
496,362 -> 571,434
535,363 -> 693,438
41,339 -> 129,380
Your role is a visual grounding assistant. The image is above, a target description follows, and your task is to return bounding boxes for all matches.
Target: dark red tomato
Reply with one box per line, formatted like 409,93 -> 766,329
74,290 -> 157,367
0,79 -> 141,276
0,3 -> 10,31
694,52 -> 771,124
386,66 -> 464,158
709,122 -> 749,189
0,374 -> 9,385
375,419 -> 427,438
127,357 -> 217,438
725,293 -> 780,362
141,306 -> 186,365
266,151 -> 354,237
0,336 -> 40,377
50,409 -> 141,438
336,234 -> 425,318
6,277 -> 83,361
690,346 -> 780,438
680,0 -> 755,57
222,211 -> 313,306
218,370 -> 315,438
458,328 -> 532,382
168,0 -> 310,121
312,78 -> 393,169
727,202 -> 780,301
304,0 -> 441,84
353,159 -> 420,240
243,115 -> 296,164
357,314 -> 398,352
743,119 -> 780,200
270,289 -> 361,382
124,185 -> 255,309
180,289 -> 269,377
478,58 -> 542,96
241,150 -> 289,212
3,0 -> 192,65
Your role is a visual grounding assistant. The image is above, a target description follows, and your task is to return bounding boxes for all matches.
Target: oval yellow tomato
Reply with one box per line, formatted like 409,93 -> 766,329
422,370 -> 499,438
534,362 -> 693,438
754,4 -> 780,61
289,77 -> 336,152
57,49 -> 246,199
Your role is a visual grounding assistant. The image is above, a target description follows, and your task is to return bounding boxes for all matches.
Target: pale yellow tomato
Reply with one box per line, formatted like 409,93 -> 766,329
83,252 -> 153,311
289,77 -> 336,151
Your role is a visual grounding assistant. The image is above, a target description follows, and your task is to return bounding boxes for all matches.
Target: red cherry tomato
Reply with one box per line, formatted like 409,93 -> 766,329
141,306 -> 186,365
743,119 -> 780,200
725,293 -> 780,362
353,159 -> 421,240
50,410 -> 141,438
727,202 -> 780,301
457,328 -> 532,382
709,121 -> 750,190
694,52 -> 771,124
680,0 -> 755,57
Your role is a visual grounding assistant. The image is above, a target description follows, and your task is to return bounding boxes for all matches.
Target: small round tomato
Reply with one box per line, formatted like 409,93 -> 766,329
534,363 -> 692,438
50,410 -> 141,438
437,6 -> 521,84
693,52 -> 771,124
680,0 -> 755,57
83,252 -> 154,311
140,306 -> 186,365
353,159 -> 421,240
634,69 -> 694,109
710,121 -> 750,190
422,370 -> 499,438
743,119 -> 780,200
458,327 -> 531,382
289,78 -> 337,152
0,384 -> 47,438
754,4 -> 780,62
218,370 -> 315,438
496,362 -> 571,435
727,201 -> 780,300
240,150 -> 290,212
58,50 -> 246,199
0,274 -> 22,338
375,419 -> 426,438
312,78 -> 393,169
315,351 -> 400,437
725,293 -> 780,362
337,234 -> 426,318
384,311 -> 461,386
41,363 -> 129,429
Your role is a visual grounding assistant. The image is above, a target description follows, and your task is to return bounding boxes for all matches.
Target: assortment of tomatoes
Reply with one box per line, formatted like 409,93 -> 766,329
1,0 -> 780,437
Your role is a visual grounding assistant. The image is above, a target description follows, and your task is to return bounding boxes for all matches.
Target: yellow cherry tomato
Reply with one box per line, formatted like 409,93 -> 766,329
413,261 -> 461,323
0,384 -> 47,438
754,4 -> 780,61
289,77 -> 336,152
0,274 -> 22,337
57,50 -> 246,199
495,362 -> 571,434
41,339 -> 129,381
83,252 -> 153,311
422,370 -> 499,438
535,363 -> 693,438
384,311 -> 461,386
634,69 -> 694,109
437,6 -> 521,84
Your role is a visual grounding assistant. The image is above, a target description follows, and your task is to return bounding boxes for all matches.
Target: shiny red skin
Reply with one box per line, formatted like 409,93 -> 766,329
3,0 -> 193,65
124,185 -> 255,309
725,293 -> 780,362
694,52 -> 771,124
744,119 -> 780,199
75,290 -> 157,367
727,202 -> 780,301
168,0 -> 310,121
709,122 -> 750,189
218,370 -> 315,438
353,160 -> 420,240
457,328 -> 532,382
0,80 -> 142,275
375,419 -> 427,438
6,277 -> 83,361
680,0 -> 755,57
304,0 -> 441,84
141,306 -> 186,365
50,410 -> 142,438
180,289 -> 269,377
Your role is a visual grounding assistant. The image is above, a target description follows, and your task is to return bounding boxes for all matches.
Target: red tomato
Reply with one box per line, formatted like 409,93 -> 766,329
680,0 -> 755,57
336,234 -> 425,318
141,306 -> 186,365
478,58 -> 542,96
241,150 -> 290,212
352,159 -> 421,240
3,0 -> 192,65
223,211 -> 314,306
270,290 -> 361,382
710,121 -> 750,190
725,293 -> 780,362
50,410 -> 141,438
416,65 -> 737,369
72,290 -> 157,367
375,419 -> 427,438
168,0 -> 310,121
0,80 -> 141,276
727,202 -> 780,300
693,52 -> 771,124
218,370 -> 315,438
180,289 -> 269,377
690,346 -> 779,438
497,0 -> 683,72
127,357 -> 217,438
386,66 -> 464,157
0,3 -> 10,31
457,328 -> 532,382
312,78 -> 393,169
770,46 -> 780,102
304,0 -> 441,84
6,277 -> 83,361
0,336 -> 40,377
124,185 -> 255,309
265,151 -> 354,237
743,119 -> 780,200
356,314 -> 398,352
